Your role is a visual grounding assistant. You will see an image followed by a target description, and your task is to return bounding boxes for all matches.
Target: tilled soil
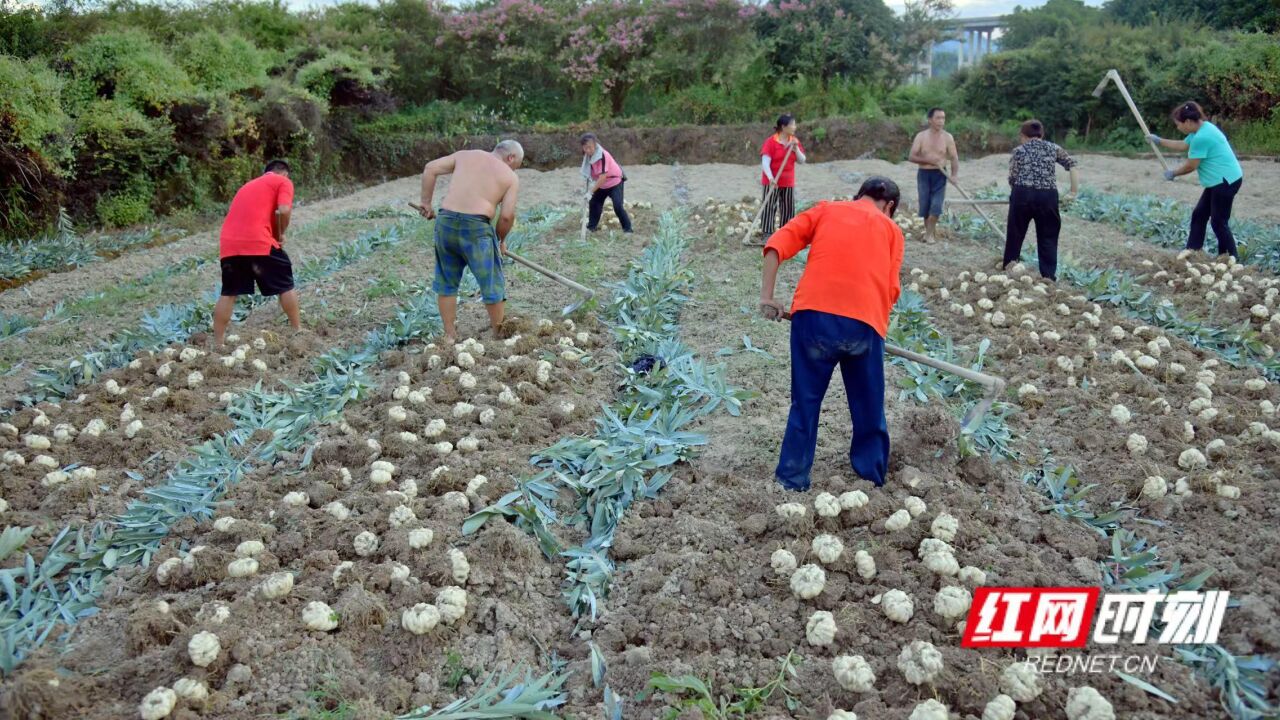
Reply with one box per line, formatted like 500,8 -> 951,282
3,156 -> 1279,719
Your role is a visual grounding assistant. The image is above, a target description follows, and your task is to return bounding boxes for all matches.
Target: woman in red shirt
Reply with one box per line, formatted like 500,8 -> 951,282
759,114 -> 807,240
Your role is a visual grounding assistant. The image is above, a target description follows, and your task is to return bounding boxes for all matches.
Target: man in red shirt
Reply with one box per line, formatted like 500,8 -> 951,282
214,160 -> 300,347
760,177 -> 904,490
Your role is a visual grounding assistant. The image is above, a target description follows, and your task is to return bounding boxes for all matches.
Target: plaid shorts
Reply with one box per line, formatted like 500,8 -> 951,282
432,209 -> 505,304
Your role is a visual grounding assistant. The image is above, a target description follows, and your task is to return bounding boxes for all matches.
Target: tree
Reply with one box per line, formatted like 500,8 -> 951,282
1001,0 -> 1101,51
1105,0 -> 1280,32
753,0 -> 900,89
558,0 -> 662,117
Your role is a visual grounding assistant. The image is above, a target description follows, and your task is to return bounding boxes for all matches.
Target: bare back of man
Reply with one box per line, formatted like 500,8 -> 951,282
908,110 -> 961,242
420,141 -> 523,342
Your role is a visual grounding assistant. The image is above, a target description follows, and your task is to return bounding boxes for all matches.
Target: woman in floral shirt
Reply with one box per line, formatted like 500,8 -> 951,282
1002,119 -> 1079,281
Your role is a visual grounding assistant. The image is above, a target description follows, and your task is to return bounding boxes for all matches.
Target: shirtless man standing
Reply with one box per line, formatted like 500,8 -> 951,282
418,140 -> 523,342
908,108 -> 960,243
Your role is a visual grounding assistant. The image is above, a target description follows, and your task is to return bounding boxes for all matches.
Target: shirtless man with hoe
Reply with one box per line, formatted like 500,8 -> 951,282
908,108 -> 960,243
417,140 -> 523,343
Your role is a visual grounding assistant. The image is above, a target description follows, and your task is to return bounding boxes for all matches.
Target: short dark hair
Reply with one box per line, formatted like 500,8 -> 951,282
264,159 -> 290,174
775,113 -> 795,132
855,176 -> 901,217
1020,120 -> 1044,138
579,132 -> 597,145
1172,101 -> 1205,123
927,107 -> 944,119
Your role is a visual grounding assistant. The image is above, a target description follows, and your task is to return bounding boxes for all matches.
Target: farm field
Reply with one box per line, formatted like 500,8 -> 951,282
2,154 -> 1279,720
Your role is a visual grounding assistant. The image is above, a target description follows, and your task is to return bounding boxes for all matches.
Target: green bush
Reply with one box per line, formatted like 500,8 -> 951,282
881,80 -> 958,118
75,100 -> 176,180
95,180 -> 154,228
649,84 -> 752,125
64,29 -> 194,112
1162,33 -> 1280,122
0,55 -> 72,168
294,48 -> 380,100
177,30 -> 271,94
359,101 -> 507,136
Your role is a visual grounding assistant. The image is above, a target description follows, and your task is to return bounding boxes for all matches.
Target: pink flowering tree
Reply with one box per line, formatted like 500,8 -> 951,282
558,0 -> 662,117
442,0 -> 570,112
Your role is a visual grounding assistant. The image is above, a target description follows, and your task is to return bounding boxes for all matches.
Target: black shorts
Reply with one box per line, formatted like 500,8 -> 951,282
220,247 -> 295,297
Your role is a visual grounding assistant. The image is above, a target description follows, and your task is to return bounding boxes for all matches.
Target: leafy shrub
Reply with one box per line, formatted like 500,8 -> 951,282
1161,33 -> 1280,122
95,180 -> 153,228
649,84 -> 752,125
360,100 -> 507,136
252,80 -> 327,160
881,79 -> 959,118
177,30 -> 271,94
294,48 -> 380,100
75,100 -> 175,180
0,55 -> 71,167
64,29 -> 194,112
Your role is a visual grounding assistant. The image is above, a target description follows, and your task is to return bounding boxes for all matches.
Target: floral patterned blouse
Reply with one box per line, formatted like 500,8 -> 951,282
1008,139 -> 1078,191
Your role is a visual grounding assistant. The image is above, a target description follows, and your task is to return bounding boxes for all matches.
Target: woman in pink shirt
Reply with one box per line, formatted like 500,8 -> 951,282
580,133 -> 633,234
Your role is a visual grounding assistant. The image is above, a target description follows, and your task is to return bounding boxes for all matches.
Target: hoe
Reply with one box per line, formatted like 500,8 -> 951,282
409,202 -> 595,315
776,310 -> 1007,433
1092,69 -> 1172,173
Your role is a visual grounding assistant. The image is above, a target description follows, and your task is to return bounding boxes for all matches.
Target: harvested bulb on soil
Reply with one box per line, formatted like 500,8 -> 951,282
354,531 -> 379,557
436,586 -> 468,624
898,640 -> 944,685
1126,434 -> 1148,455
235,540 -> 264,557
827,711 -> 857,720
1109,405 -> 1131,425
885,509 -> 911,531
881,589 -> 914,623
260,572 -> 294,600
839,490 -> 868,510
303,601 -> 339,631
187,631 -> 220,667
811,534 -> 844,564
982,695 -> 1016,720
172,678 -> 208,702
1178,448 -> 1208,470
139,687 -> 177,720
919,538 -> 959,576
855,550 -> 876,580
771,549 -> 797,575
325,501 -> 351,520
1066,686 -> 1115,720
934,585 -> 972,620
282,491 -> 308,507
1142,476 -> 1168,500
1000,661 -> 1043,701
448,548 -> 471,584
805,610 -> 837,646
402,603 -> 441,635
930,512 -> 958,541
904,496 -> 927,517
908,699 -> 950,720
227,558 -> 259,578
814,492 -> 841,517
790,564 -> 826,599
409,528 -> 434,549
388,505 -> 416,528
775,502 -> 806,519
832,655 -> 876,693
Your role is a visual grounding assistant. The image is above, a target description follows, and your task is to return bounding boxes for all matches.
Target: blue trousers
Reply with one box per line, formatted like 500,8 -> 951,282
776,310 -> 889,490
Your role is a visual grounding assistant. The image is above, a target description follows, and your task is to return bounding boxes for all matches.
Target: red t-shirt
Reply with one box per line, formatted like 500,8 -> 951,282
764,199 -> 904,338
760,134 -> 805,188
219,173 -> 294,259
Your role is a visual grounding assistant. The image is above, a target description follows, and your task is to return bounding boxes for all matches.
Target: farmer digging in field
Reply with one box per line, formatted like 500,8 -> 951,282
1149,101 -> 1244,259
908,108 -> 959,243
759,177 -> 905,490
1002,119 -> 1079,281
759,113 -> 806,240
417,140 -> 523,343
580,133 -> 633,234
213,159 -> 301,348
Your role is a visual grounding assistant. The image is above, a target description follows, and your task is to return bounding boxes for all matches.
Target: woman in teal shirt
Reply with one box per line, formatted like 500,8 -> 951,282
1148,101 -> 1244,258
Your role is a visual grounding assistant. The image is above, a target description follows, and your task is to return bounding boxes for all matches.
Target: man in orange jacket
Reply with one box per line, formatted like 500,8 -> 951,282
760,177 -> 904,490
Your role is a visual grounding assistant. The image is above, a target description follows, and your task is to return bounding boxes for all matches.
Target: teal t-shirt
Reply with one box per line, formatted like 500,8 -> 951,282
1185,121 -> 1243,187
